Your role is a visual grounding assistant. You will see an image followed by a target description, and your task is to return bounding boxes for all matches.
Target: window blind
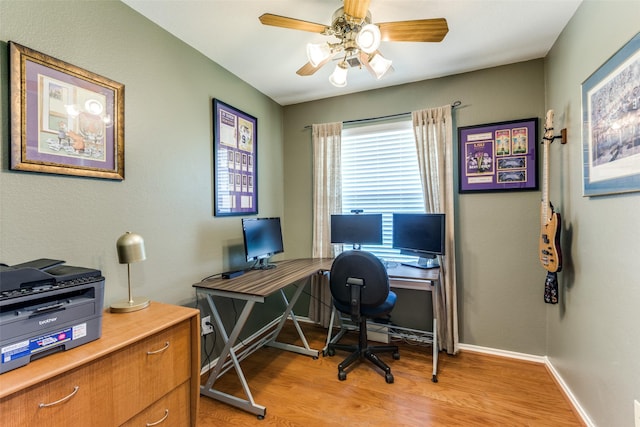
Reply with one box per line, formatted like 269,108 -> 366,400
341,119 -> 425,262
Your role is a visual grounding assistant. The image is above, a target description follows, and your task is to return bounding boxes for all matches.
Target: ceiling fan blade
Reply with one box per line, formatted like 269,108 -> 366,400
296,55 -> 334,76
259,13 -> 328,33
344,0 -> 371,20
296,62 -> 319,76
378,18 -> 449,42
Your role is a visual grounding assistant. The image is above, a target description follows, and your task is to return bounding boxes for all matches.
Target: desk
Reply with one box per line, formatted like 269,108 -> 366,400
193,258 -> 332,419
326,263 -> 440,382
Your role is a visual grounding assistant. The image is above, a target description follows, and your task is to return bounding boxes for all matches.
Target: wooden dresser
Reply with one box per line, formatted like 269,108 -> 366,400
0,302 -> 200,426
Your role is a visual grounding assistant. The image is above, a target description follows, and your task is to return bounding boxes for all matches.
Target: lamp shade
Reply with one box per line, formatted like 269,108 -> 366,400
368,53 -> 393,79
356,24 -> 381,54
306,42 -> 332,67
329,62 -> 348,87
116,232 -> 146,264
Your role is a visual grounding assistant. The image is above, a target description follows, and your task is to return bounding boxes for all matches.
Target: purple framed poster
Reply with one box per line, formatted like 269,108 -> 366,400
213,99 -> 258,216
458,118 -> 538,193
9,42 -> 124,180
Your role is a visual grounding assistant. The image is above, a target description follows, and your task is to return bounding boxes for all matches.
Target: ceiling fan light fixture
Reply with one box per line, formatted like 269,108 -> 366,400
329,62 -> 348,87
306,42 -> 332,67
368,53 -> 392,79
356,24 -> 381,54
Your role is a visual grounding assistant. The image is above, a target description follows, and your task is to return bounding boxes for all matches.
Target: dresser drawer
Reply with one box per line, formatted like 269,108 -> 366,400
0,356 -> 115,426
121,381 -> 190,427
111,320 -> 192,424
0,303 -> 199,427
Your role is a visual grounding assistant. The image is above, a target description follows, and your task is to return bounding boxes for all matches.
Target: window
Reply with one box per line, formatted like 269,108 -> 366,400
341,118 -> 424,262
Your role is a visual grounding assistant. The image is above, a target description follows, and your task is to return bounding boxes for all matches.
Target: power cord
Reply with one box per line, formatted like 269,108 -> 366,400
202,320 -> 216,370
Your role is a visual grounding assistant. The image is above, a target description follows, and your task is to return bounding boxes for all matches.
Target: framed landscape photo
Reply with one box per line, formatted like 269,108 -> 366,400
9,42 -> 124,180
213,99 -> 258,216
458,118 -> 539,193
581,32 -> 640,197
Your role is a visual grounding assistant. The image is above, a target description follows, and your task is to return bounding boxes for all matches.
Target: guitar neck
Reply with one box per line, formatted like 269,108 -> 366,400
541,110 -> 553,226
541,139 -> 550,223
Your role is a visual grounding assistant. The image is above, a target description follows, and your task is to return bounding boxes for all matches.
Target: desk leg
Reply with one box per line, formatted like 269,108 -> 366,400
432,316 -> 438,383
431,278 -> 439,383
322,307 -> 336,355
266,284 -> 319,358
322,306 -> 347,355
200,294 -> 267,419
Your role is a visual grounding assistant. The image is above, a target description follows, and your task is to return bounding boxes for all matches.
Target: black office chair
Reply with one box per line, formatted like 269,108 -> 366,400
327,250 -> 399,383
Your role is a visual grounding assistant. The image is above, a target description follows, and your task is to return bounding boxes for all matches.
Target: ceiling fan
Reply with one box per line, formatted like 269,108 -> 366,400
259,0 -> 449,87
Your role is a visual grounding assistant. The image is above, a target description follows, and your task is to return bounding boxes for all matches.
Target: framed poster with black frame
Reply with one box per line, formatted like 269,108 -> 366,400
213,99 -> 258,216
458,118 -> 539,193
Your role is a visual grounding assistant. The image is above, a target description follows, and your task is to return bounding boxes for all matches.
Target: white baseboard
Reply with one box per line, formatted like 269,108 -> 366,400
458,343 -> 594,427
457,343 -> 547,363
544,355 -> 595,427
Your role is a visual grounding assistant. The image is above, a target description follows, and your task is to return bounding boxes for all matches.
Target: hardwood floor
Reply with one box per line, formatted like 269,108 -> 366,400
197,323 -> 584,426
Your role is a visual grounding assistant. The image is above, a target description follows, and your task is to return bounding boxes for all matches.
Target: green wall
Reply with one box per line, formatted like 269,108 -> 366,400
283,60 -> 548,355
2,1 -> 640,425
545,1 -> 640,425
0,1 -> 284,309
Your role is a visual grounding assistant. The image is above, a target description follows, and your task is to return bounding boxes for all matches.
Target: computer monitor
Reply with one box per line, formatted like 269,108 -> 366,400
392,213 -> 445,269
330,214 -> 383,249
242,217 -> 284,269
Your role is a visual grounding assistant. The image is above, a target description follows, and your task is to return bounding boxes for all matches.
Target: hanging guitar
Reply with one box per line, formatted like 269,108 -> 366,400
539,110 -> 562,304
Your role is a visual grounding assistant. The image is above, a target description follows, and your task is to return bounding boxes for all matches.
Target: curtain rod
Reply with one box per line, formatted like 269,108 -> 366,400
304,100 -> 461,129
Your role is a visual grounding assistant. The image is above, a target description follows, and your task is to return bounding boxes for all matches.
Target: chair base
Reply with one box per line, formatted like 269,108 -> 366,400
328,319 -> 399,384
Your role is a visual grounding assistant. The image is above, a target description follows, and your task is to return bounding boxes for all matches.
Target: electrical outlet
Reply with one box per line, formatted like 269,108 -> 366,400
634,399 -> 640,427
201,315 -> 214,335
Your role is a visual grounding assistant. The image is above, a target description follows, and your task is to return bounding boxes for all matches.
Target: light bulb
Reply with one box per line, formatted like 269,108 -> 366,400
356,24 -> 381,54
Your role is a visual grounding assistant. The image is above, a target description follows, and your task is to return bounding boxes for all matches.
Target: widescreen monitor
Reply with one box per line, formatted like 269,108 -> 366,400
331,214 -> 383,249
242,217 -> 284,268
392,213 -> 445,269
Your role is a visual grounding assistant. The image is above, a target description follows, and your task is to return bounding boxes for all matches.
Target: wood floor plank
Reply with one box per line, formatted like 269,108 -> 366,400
197,323 -> 584,426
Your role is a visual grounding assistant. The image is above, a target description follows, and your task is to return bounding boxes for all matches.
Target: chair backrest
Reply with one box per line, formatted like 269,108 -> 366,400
330,250 -> 390,309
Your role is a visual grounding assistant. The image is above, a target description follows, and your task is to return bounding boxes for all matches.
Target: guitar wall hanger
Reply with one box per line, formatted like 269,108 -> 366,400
542,126 -> 568,144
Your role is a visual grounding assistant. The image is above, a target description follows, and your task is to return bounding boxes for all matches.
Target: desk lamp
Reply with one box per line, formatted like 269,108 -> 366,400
111,231 -> 150,313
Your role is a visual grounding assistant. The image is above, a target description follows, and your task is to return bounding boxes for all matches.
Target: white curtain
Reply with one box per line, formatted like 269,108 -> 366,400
308,122 -> 342,327
412,106 -> 459,355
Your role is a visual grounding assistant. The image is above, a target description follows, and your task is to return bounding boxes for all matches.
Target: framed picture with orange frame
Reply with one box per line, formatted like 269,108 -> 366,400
9,42 -> 124,180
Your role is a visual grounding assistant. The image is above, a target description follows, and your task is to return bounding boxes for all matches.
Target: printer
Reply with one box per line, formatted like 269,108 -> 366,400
0,258 -> 105,374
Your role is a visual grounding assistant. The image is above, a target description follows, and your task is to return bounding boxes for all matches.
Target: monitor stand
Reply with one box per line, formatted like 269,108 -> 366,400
401,256 -> 439,269
254,258 -> 277,270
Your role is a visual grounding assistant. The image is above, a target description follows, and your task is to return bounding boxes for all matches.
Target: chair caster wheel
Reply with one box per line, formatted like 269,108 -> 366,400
338,371 -> 347,381
327,348 -> 335,357
393,352 -> 400,360
385,373 -> 394,384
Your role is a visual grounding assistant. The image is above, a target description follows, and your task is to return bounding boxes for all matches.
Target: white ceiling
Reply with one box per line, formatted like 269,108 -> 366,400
122,0 -> 582,106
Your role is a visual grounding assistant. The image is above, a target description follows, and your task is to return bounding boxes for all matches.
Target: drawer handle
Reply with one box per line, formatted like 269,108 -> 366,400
146,409 -> 169,426
39,386 -> 79,408
147,341 -> 170,355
